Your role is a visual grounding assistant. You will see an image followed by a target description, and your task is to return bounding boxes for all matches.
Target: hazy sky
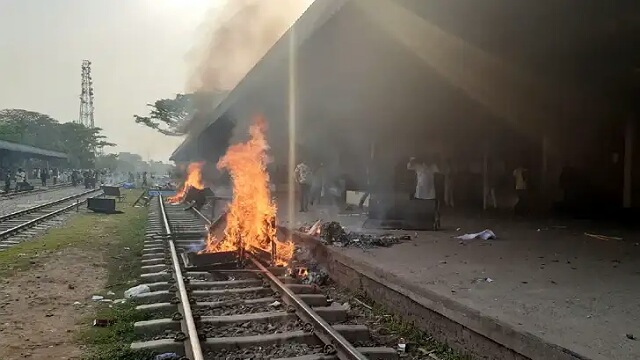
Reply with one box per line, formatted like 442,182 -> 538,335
0,0 -> 221,161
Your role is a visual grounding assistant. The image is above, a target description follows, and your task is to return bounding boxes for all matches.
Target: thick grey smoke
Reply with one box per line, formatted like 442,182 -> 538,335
186,0 -> 313,93
182,0 -> 312,180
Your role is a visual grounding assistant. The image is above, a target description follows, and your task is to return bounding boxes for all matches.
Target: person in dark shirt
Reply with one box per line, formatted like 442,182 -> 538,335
3,169 -> 11,193
40,168 -> 48,186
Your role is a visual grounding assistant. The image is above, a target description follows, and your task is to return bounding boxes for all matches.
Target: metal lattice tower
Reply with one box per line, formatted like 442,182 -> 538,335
78,60 -> 95,128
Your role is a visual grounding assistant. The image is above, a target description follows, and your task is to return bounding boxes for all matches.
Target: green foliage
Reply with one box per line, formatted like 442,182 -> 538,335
0,108 -> 114,168
133,91 -> 228,136
134,93 -> 195,136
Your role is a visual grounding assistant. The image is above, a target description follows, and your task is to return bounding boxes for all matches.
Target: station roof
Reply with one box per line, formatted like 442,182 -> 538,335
172,0 -> 640,164
0,139 -> 68,159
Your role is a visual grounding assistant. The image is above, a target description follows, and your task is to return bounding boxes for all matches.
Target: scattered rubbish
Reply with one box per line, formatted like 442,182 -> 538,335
100,299 -> 113,303
73,301 -> 82,306
124,284 -> 151,299
269,300 -> 282,308
91,295 -> 104,301
626,333 -> 636,340
472,277 -> 495,284
124,247 -> 130,250
113,299 -> 126,304
397,337 -> 407,353
92,319 -> 112,327
454,229 -> 496,241
584,233 -> 623,241
154,353 -> 180,360
306,220 -> 322,235
106,291 -> 115,296
304,269 -> 329,286
67,284 -> 75,290
353,297 -> 372,311
342,302 -> 351,311
318,221 -> 411,248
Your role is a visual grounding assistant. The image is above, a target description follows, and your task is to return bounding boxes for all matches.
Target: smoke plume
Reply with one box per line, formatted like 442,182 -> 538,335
187,0 -> 313,93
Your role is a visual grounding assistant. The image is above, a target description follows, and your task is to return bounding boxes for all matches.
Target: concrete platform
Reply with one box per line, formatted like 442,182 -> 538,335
277,202 -> 640,360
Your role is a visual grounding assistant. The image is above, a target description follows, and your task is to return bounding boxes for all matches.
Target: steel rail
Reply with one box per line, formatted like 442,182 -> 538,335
157,195 -> 205,360
0,198 -> 89,238
189,200 -> 367,359
0,183 -> 73,199
248,255 -> 368,360
0,188 -> 101,222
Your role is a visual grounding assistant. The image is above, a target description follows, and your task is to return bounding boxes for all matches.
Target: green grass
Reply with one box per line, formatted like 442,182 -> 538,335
73,190 -> 162,360
0,188 -> 155,360
356,291 -> 472,360
0,189 -> 147,278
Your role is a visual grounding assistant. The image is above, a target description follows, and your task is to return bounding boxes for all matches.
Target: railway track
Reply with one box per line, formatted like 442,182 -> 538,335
0,182 -> 73,199
131,195 -> 397,360
0,187 -> 103,249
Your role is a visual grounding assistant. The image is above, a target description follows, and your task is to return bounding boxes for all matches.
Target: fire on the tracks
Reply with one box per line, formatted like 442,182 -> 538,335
177,115 -> 296,267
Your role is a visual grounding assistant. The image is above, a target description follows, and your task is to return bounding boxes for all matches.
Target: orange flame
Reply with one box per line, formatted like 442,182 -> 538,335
203,116 -> 294,266
168,162 -> 205,204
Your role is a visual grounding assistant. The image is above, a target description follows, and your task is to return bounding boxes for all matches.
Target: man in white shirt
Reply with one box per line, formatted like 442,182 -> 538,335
407,156 -> 440,200
15,168 -> 28,192
294,160 -> 312,212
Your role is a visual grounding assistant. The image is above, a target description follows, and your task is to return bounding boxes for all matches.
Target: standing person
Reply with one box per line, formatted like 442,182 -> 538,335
52,168 -> 59,185
142,171 -> 148,187
40,168 -> 48,187
513,163 -> 529,215
71,170 -> 79,186
294,160 -> 312,212
15,168 -> 27,192
3,168 -> 11,193
407,156 -> 440,200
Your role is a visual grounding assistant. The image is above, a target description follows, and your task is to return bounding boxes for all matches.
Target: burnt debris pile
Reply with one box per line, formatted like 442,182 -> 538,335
313,221 -> 412,249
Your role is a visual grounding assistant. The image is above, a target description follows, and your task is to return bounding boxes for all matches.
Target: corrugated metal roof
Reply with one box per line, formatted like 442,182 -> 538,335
0,139 -> 68,159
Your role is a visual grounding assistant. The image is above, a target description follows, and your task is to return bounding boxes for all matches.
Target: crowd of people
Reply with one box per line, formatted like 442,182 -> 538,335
0,167 -> 121,193
292,155 -> 537,215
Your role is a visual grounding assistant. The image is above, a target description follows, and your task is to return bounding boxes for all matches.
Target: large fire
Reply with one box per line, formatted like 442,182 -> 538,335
204,116 -> 294,266
168,161 -> 205,204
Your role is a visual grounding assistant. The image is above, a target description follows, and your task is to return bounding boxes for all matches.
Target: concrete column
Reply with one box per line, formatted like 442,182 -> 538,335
623,118 -> 634,208
541,135 -> 549,188
482,142 -> 489,210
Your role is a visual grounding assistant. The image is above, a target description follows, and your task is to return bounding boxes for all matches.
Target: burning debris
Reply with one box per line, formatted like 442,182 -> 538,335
201,116 -> 295,266
313,221 -> 412,249
168,161 -> 205,204
288,265 -> 329,286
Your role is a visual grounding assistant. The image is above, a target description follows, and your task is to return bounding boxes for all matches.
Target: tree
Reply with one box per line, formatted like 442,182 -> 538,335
95,153 -> 119,171
58,122 -> 115,168
0,109 -> 62,149
133,91 -> 227,136
133,93 -> 195,136
0,109 -> 115,168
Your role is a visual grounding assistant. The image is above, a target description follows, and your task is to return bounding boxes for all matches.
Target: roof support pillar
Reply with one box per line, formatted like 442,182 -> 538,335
623,117 -> 634,208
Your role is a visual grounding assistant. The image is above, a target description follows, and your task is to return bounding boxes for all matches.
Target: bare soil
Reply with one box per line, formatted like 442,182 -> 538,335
0,248 -> 106,360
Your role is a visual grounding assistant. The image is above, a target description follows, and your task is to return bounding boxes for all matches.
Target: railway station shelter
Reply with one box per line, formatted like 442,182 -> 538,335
171,1 -> 640,360
0,139 -> 68,172
173,0 -> 640,216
